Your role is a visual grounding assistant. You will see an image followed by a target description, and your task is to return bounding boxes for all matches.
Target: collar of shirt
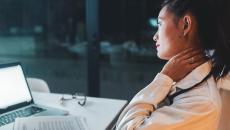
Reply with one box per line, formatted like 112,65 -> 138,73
173,61 -> 212,90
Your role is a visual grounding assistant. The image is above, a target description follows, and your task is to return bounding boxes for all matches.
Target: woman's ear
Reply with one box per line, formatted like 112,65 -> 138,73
182,15 -> 192,36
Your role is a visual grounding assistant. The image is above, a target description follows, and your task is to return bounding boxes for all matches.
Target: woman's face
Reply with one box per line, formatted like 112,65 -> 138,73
153,6 -> 189,60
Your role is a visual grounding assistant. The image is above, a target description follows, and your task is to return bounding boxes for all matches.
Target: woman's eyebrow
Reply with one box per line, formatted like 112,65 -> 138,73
158,16 -> 164,20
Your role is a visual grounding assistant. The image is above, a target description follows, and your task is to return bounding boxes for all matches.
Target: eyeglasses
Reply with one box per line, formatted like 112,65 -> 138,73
59,93 -> 87,106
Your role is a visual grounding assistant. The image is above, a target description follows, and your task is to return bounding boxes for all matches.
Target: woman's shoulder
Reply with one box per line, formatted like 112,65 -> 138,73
174,76 -> 221,110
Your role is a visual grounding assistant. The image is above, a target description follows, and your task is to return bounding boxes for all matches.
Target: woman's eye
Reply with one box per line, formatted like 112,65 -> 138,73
157,21 -> 162,27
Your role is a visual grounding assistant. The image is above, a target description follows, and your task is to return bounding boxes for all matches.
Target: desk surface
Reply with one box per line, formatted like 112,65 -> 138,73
32,92 -> 127,130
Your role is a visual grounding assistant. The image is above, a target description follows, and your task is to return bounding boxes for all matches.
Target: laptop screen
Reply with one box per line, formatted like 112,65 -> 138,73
0,64 -> 32,109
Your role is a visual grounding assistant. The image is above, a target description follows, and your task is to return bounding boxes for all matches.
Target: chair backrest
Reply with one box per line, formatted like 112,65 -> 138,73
218,89 -> 230,130
26,77 -> 50,93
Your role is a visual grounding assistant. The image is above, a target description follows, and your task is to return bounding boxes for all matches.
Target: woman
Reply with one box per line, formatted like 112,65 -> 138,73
115,0 -> 230,129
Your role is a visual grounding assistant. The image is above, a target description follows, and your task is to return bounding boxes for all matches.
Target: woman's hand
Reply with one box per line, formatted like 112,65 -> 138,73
161,48 -> 208,82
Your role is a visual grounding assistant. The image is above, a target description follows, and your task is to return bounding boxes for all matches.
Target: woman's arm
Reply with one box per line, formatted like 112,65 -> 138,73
116,48 -> 209,130
116,73 -> 174,129
116,95 -> 218,130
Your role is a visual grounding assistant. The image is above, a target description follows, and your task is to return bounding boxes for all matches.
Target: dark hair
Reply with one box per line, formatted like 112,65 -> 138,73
161,0 -> 230,79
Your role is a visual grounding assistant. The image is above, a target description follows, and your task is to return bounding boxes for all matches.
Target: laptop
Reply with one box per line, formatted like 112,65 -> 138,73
0,62 -> 68,130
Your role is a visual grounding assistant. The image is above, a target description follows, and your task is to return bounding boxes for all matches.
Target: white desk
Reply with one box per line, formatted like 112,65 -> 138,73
32,92 -> 127,130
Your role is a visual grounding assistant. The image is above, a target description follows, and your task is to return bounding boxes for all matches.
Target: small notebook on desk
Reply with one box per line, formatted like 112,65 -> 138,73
13,116 -> 90,130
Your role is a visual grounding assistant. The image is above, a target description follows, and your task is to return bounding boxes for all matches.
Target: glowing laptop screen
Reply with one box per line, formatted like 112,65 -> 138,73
0,65 -> 32,109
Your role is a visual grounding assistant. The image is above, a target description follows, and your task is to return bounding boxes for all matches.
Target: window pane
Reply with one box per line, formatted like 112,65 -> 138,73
0,0 -> 87,94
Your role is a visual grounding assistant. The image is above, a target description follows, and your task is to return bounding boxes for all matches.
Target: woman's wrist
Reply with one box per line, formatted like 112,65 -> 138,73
157,72 -> 174,85
160,70 -> 174,81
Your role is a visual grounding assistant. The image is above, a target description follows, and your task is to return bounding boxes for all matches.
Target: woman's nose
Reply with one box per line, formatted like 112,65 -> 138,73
153,32 -> 158,42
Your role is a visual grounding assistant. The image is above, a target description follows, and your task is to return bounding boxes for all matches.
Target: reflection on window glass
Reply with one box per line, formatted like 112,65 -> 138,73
0,0 -> 87,95
0,0 -> 164,100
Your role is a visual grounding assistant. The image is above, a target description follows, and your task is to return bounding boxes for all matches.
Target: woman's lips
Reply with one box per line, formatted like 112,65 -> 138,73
156,44 -> 160,48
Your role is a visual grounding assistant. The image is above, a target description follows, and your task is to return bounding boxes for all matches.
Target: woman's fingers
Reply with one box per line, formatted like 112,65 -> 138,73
187,53 -> 208,64
186,54 -> 208,71
174,48 -> 204,62
161,47 -> 209,82
180,49 -> 204,61
174,48 -> 195,59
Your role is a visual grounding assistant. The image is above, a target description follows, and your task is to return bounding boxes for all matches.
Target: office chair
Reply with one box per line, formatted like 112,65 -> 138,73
26,77 -> 51,93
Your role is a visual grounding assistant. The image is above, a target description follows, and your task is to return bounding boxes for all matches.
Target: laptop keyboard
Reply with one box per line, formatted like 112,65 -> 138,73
0,106 -> 45,126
